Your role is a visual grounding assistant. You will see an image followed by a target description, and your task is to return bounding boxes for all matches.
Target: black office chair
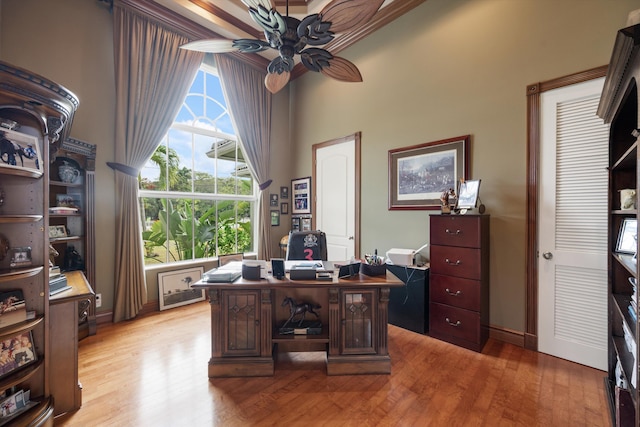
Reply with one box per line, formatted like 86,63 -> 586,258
285,230 -> 328,261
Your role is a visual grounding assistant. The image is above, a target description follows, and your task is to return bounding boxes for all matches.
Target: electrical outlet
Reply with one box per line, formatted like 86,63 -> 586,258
95,293 -> 102,308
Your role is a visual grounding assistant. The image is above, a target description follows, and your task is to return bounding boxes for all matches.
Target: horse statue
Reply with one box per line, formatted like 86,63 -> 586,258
281,296 -> 321,327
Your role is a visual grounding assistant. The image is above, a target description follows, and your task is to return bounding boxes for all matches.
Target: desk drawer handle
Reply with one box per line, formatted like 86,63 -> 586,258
445,229 -> 462,235
445,317 -> 461,327
445,288 -> 462,296
444,258 -> 461,266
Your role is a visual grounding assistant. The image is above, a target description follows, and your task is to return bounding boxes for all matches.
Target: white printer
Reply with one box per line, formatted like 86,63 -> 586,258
385,244 -> 429,266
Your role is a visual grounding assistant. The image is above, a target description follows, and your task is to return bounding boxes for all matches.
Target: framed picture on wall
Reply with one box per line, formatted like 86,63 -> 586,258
291,176 -> 311,215
271,210 -> 280,226
280,186 -> 289,199
388,135 -> 469,210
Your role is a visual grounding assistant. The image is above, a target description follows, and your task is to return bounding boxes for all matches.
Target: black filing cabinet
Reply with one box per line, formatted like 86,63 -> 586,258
386,265 -> 429,334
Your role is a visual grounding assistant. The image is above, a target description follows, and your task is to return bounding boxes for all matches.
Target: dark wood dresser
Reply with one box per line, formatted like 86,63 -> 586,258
429,214 -> 490,352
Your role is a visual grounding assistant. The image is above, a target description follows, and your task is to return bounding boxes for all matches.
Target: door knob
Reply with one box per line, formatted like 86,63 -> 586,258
542,252 -> 553,260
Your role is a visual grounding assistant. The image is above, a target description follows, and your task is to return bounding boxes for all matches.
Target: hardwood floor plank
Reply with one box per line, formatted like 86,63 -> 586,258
54,301 -> 610,426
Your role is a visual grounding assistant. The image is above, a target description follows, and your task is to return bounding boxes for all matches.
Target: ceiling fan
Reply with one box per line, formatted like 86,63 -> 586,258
181,0 -> 385,93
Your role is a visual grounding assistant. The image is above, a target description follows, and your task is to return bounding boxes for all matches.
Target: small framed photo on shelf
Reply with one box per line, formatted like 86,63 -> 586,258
291,217 -> 300,232
616,217 -> 637,254
457,179 -> 481,209
48,225 -> 67,239
301,217 -> 312,231
9,247 -> 31,268
0,128 -> 42,175
271,210 -> 280,226
56,193 -> 81,209
0,331 -> 38,379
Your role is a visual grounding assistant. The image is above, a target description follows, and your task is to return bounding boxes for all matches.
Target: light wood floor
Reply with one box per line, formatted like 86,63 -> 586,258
55,301 -> 611,426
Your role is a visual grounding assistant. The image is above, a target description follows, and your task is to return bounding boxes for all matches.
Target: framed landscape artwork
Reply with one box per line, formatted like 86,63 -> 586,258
158,267 -> 205,311
388,135 -> 469,210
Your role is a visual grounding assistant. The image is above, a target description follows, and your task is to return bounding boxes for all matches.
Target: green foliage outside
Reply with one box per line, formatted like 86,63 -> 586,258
140,145 -> 253,264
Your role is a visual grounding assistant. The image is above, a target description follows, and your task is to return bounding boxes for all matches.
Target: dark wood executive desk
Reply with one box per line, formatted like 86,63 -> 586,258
193,267 -> 403,377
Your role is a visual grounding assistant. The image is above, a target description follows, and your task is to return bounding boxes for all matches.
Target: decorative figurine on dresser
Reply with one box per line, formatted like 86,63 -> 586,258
429,214 -> 490,352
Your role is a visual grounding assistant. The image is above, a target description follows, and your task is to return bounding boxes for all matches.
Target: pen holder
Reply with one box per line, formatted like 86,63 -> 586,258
360,263 -> 386,276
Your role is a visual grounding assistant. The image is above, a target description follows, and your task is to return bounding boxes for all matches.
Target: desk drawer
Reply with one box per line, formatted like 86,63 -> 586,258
429,302 -> 480,344
430,215 -> 482,248
430,274 -> 480,311
430,245 -> 481,279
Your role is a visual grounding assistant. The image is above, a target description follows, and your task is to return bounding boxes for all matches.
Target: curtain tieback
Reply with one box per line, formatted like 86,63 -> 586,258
107,162 -> 138,177
259,179 -> 272,191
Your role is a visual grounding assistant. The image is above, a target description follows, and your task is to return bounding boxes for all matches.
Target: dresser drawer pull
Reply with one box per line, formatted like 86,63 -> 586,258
445,288 -> 462,296
444,258 -> 461,266
445,317 -> 461,327
445,228 -> 461,235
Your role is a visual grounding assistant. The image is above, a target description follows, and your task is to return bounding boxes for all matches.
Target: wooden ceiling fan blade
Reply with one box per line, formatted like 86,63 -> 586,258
180,39 -> 236,53
240,0 -> 274,10
320,57 -> 363,82
265,71 -> 290,94
320,0 -> 385,34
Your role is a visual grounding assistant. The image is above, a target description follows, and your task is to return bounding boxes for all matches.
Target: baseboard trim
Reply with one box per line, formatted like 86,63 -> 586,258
95,311 -> 113,325
489,325 -> 524,347
138,300 -> 159,317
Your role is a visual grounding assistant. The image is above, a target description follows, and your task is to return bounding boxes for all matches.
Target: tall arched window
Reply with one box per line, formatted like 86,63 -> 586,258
138,63 -> 256,264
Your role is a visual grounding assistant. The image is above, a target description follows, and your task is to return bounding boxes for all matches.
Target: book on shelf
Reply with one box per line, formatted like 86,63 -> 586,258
0,389 -> 36,426
0,290 -> 26,329
49,274 -> 71,296
49,266 -> 61,279
628,304 -> 637,323
48,206 -> 78,214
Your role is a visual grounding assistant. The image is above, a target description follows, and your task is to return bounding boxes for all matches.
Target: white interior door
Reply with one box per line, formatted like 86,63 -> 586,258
315,137 -> 357,261
538,77 -> 609,370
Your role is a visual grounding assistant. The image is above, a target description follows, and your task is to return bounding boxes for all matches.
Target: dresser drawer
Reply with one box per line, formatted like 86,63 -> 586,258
429,302 -> 480,344
430,274 -> 480,311
430,245 -> 481,280
430,215 -> 483,248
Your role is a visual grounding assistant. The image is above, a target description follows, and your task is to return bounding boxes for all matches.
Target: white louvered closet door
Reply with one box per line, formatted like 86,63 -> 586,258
538,77 -> 609,370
